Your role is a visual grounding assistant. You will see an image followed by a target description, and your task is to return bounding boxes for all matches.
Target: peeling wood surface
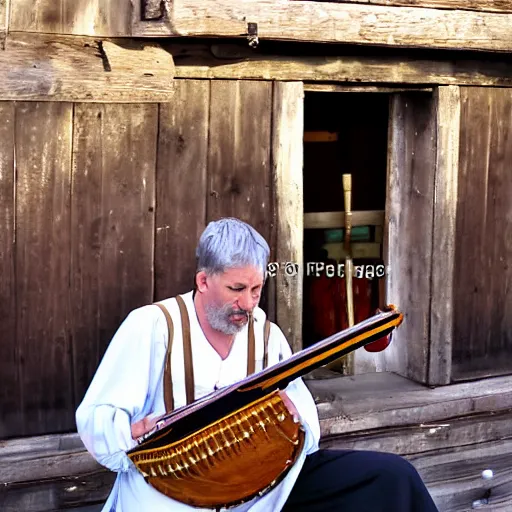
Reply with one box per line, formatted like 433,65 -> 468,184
171,42 -> 512,87
428,86 -> 460,386
135,0 -> 512,53
298,0 -> 512,14
0,33 -> 175,102
384,93 -> 436,384
272,82 -> 304,353
9,0 -> 133,36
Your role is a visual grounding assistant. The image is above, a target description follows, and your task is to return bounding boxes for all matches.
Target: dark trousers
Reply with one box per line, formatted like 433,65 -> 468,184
281,449 -> 439,512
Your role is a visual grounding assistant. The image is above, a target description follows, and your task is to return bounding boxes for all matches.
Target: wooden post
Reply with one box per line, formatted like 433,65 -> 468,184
428,85 -> 460,385
272,81 -> 304,353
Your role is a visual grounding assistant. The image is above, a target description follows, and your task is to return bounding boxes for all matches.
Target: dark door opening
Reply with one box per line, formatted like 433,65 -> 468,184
301,91 -> 390,373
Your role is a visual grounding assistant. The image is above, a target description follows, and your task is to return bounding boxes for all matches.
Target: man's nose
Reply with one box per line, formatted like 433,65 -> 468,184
237,291 -> 257,311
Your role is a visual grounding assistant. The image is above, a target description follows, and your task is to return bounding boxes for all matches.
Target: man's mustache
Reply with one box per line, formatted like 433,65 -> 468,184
229,309 -> 248,317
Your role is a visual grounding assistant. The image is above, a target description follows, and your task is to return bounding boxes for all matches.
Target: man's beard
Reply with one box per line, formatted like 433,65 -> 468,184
205,301 -> 249,335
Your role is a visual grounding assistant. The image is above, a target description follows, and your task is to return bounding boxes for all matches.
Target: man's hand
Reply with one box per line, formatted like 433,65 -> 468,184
278,390 -> 300,423
131,415 -> 159,440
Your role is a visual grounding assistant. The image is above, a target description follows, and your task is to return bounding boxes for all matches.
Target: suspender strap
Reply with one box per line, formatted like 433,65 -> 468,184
176,295 -> 194,405
263,319 -> 271,369
154,303 -> 174,413
247,314 -> 256,376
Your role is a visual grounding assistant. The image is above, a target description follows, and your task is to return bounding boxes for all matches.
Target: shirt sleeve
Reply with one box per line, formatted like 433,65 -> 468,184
75,305 -> 166,473
268,323 -> 321,455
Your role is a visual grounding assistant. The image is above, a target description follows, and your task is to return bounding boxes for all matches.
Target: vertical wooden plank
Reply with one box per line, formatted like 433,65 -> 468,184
155,81 -> 209,300
384,93 -> 436,384
9,0 -> 132,36
0,0 -> 8,48
428,85 -> 460,385
207,80 -> 274,314
452,88 -> 512,380
207,80 -> 273,242
0,102 -> 21,438
71,104 -> 157,405
272,82 -> 304,353
16,102 -> 74,435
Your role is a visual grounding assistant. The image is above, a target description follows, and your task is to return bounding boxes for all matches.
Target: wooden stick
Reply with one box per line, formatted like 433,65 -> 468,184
327,173 -> 355,374
343,174 -> 355,329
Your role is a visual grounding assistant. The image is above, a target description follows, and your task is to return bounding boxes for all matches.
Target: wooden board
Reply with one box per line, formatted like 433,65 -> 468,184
452,87 -> 512,381
0,468 -> 114,512
0,33 -> 175,102
15,102 -> 74,435
321,420 -> 512,512
134,0 -> 512,53
9,0 -> 132,36
207,80 -> 273,247
0,102 -> 21,439
0,0 -> 8,48
428,86 -> 460,386
297,0 -> 512,13
155,81 -> 209,300
272,82 -> 304,353
71,104 -> 157,405
384,93 -> 436,384
304,210 -> 384,229
307,371 -> 512,435
171,42 -> 512,86
303,84 -> 433,93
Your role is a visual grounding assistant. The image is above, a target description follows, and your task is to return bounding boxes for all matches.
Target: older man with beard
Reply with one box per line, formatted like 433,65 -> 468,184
76,217 -> 439,512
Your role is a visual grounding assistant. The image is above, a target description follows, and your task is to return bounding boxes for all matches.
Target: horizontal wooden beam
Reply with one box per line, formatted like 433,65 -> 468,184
292,0 -> 512,14
134,0 -> 512,53
171,43 -> 512,87
304,210 -> 385,229
0,33 -> 175,102
304,84 -> 433,93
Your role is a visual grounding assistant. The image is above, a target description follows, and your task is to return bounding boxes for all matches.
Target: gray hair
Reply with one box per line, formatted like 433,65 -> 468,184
196,218 -> 270,277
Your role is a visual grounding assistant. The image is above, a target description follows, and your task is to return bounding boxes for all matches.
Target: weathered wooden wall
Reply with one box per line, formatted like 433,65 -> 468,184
0,79 -> 287,440
452,87 -> 512,381
9,0 -> 133,36
132,0 -> 512,53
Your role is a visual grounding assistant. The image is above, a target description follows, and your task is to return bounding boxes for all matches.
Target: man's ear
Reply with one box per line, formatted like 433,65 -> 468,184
195,271 -> 209,292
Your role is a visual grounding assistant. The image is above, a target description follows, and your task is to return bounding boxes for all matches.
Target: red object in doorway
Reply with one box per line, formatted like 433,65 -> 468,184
307,266 -> 391,352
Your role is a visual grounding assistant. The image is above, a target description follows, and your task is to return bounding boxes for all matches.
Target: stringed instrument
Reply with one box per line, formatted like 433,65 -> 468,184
127,306 -> 403,509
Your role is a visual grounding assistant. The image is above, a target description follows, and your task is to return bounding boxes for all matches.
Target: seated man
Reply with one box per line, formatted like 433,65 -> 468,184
76,217 -> 439,512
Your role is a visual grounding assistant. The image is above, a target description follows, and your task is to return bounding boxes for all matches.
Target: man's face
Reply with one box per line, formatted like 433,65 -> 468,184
197,265 -> 264,335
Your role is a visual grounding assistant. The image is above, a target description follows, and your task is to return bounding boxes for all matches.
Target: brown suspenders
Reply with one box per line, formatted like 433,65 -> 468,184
155,296 -> 271,414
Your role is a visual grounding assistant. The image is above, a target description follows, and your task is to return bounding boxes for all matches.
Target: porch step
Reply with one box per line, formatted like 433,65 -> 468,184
2,372 -> 512,511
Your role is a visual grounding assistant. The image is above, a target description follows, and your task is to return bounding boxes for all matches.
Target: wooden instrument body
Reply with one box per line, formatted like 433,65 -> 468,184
130,391 -> 304,509
127,307 -> 404,508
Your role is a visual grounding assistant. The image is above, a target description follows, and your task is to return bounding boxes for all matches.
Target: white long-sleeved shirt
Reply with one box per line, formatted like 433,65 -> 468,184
76,291 -> 321,511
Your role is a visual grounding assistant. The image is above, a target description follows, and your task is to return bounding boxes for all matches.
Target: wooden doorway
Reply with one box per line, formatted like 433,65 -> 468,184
300,90 -> 389,374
